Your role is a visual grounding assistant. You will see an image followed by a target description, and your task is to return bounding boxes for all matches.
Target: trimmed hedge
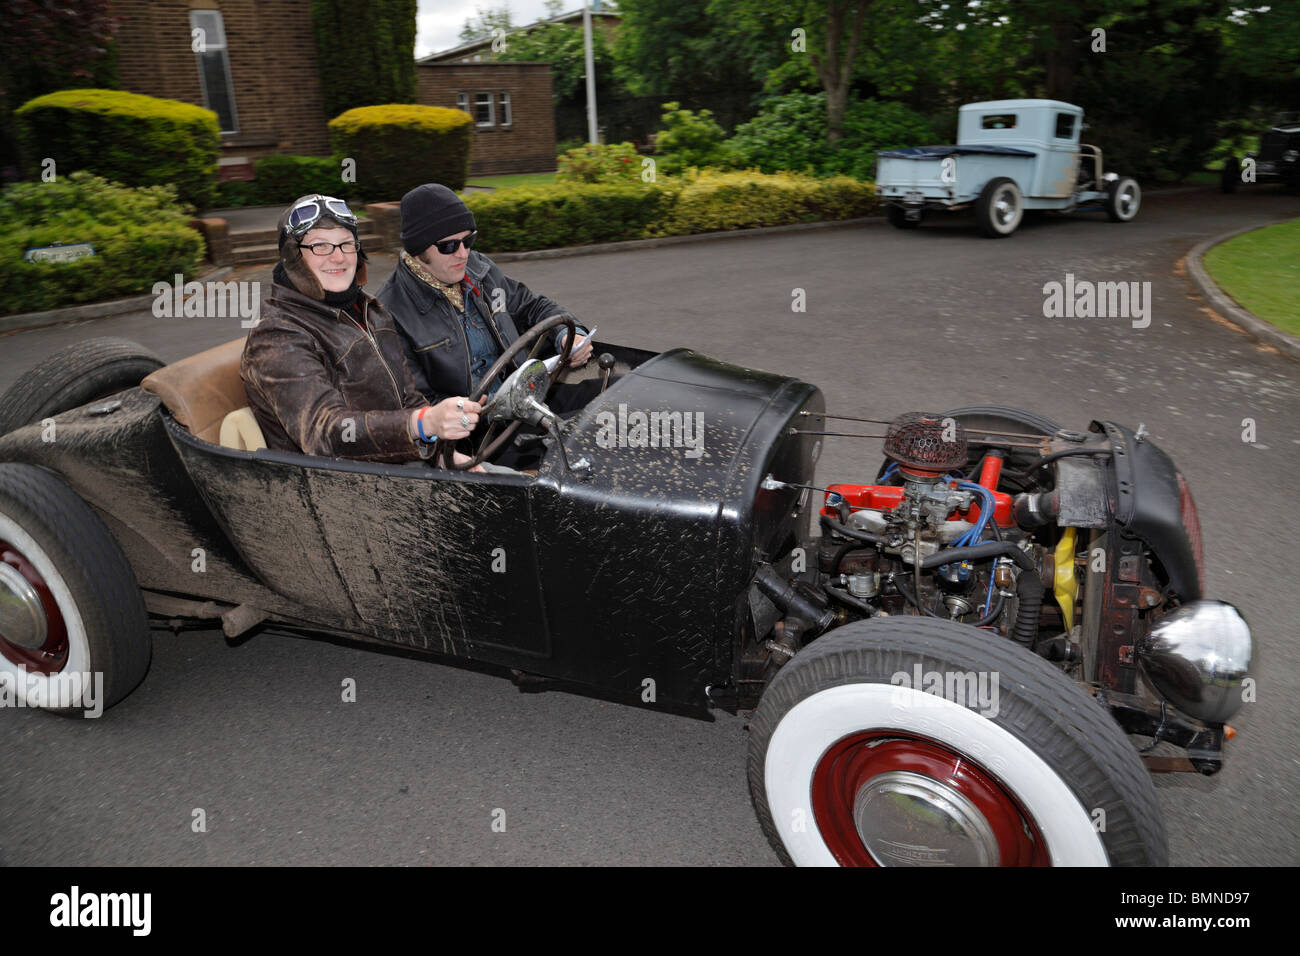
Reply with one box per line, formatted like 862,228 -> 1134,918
0,172 -> 203,315
557,142 -> 644,184
217,154 -> 362,208
329,104 -> 472,198
15,89 -> 219,209
465,171 -> 876,253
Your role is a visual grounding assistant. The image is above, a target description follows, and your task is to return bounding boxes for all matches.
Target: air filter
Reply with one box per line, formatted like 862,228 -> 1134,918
883,412 -> 968,471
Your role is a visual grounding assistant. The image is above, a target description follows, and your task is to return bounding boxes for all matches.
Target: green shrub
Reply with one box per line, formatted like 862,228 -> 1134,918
466,182 -> 675,252
214,154 -> 364,208
15,89 -> 219,208
649,170 -> 874,236
463,170 -> 875,252
557,142 -> 645,184
728,94 -> 934,180
653,102 -> 735,175
0,171 -> 203,314
329,104 -> 471,198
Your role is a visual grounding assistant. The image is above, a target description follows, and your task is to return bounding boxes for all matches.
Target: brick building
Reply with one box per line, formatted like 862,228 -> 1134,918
416,63 -> 556,176
113,0 -> 330,175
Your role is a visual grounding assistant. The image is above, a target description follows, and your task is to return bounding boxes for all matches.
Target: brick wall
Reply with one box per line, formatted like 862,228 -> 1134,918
114,0 -> 330,160
417,64 -> 556,176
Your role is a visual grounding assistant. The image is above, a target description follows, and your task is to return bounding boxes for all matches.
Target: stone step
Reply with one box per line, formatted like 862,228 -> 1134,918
229,232 -> 384,266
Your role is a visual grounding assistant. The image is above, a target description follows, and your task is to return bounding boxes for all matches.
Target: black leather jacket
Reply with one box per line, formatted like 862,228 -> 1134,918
376,250 -> 579,404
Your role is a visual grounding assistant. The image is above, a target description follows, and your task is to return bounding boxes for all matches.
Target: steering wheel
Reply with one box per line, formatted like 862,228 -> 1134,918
436,314 -> 576,470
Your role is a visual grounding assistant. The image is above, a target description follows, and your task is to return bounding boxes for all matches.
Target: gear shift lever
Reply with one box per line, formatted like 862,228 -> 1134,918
598,353 -> 616,393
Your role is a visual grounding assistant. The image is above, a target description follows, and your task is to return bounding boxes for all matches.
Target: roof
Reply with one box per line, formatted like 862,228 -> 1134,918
419,8 -> 621,64
959,99 -> 1083,113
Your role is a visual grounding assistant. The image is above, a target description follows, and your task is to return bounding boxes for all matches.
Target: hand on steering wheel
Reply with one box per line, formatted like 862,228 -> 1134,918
436,314 -> 575,471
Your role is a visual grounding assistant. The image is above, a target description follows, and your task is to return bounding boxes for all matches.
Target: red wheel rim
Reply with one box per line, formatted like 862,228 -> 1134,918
0,537 -> 69,674
811,731 -> 1050,866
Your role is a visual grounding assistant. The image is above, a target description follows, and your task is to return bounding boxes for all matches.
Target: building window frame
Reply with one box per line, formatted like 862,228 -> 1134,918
496,91 -> 512,127
189,9 -> 239,134
473,91 -> 495,127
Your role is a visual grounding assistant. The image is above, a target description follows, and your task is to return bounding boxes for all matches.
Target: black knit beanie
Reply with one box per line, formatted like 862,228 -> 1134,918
400,183 -> 476,256
276,194 -> 368,301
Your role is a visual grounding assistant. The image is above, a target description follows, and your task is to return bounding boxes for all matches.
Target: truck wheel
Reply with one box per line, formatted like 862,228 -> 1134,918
1220,158 -> 1239,194
886,205 -> 920,229
1105,177 -> 1141,222
0,338 -> 164,436
975,178 -> 1023,237
0,463 -> 151,716
747,617 -> 1168,866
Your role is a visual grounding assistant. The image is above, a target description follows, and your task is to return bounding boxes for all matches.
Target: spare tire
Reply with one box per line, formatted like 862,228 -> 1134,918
0,338 -> 164,436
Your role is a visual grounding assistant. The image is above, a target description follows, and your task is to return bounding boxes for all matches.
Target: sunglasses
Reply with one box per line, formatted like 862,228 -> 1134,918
432,231 -> 478,255
286,195 -> 357,237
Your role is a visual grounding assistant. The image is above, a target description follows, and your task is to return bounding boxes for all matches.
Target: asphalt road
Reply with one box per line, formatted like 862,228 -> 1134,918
2,187 -> 1298,866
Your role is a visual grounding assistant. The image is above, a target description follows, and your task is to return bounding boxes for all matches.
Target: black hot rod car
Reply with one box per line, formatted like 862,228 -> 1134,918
0,327 -> 1252,866
1221,111 -> 1300,192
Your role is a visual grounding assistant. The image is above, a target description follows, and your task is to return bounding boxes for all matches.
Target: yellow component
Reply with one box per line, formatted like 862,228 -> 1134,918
1053,527 -> 1079,631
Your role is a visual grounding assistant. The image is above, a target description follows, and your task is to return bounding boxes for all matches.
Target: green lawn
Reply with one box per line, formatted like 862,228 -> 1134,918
1203,218 -> 1300,336
464,172 -> 557,191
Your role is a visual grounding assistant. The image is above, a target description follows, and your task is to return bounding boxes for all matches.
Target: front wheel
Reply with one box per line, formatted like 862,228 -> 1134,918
1105,177 -> 1141,222
975,177 -> 1023,237
747,617 -> 1168,866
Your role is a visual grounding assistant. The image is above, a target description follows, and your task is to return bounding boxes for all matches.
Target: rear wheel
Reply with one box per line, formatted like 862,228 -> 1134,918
0,463 -> 150,715
975,177 -> 1023,237
747,617 -> 1168,866
1105,177 -> 1141,222
0,338 -> 163,436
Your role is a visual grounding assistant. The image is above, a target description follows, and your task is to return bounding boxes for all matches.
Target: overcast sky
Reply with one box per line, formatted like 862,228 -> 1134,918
418,1 -> 603,58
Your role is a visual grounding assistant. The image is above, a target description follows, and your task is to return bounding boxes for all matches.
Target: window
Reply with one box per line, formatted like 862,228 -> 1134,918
497,92 -> 511,127
190,10 -> 238,133
981,114 -> 1017,130
456,92 -> 469,114
474,92 -> 494,126
1055,113 -> 1076,139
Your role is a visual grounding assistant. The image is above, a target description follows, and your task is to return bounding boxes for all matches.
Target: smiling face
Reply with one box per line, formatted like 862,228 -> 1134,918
415,230 -> 471,285
299,225 -> 357,293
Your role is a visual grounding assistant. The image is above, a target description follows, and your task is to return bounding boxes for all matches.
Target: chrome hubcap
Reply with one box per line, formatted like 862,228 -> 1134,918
853,770 -> 1001,866
0,561 -> 47,649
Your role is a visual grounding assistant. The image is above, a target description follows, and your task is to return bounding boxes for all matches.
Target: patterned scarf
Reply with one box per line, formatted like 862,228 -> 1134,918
401,250 -> 465,313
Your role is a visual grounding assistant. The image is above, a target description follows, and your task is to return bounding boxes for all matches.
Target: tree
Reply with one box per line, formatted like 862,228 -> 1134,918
0,0 -> 121,177
311,0 -> 417,118
712,0 -> 876,143
459,5 -> 515,43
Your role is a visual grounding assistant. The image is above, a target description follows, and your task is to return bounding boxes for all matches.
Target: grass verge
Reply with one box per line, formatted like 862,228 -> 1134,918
1203,218 -> 1300,336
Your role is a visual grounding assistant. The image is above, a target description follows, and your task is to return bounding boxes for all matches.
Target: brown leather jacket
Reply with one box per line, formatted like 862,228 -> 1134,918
241,281 -> 431,462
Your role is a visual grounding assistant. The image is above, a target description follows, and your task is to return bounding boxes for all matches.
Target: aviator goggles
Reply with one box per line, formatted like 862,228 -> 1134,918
285,195 -> 358,238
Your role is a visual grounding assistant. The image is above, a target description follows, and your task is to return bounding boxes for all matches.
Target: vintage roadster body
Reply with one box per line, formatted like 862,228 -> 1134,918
875,99 -> 1142,236
0,335 -> 1252,867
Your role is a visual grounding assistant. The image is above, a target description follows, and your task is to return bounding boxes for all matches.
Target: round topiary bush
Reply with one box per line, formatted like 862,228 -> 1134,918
329,104 -> 472,198
15,89 -> 220,209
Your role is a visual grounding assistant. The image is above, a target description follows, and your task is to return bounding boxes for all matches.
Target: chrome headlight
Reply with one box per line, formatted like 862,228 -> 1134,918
1136,601 -> 1252,724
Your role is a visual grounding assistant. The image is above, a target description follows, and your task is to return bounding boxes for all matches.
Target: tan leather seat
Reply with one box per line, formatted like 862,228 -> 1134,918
219,407 -> 267,451
141,338 -> 249,444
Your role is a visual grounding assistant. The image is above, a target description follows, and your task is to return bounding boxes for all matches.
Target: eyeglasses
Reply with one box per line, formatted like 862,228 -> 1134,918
286,195 -> 357,237
298,239 -> 362,256
432,231 -> 478,255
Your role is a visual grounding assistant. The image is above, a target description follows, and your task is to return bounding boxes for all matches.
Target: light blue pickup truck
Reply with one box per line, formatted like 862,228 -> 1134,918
875,99 -> 1141,237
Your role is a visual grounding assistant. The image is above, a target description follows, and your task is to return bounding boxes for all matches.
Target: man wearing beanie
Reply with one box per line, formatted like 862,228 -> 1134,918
241,193 -> 481,465
377,184 -> 595,438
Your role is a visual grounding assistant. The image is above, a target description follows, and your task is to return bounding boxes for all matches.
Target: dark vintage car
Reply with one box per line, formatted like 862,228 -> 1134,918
1221,111 -> 1300,192
0,329 -> 1253,866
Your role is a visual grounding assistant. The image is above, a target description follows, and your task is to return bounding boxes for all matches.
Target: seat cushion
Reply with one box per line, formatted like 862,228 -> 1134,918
219,407 -> 267,451
141,338 -> 247,443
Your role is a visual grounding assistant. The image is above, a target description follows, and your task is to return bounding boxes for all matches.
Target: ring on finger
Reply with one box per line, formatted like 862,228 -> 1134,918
460,414 -> 470,428
456,399 -> 465,410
